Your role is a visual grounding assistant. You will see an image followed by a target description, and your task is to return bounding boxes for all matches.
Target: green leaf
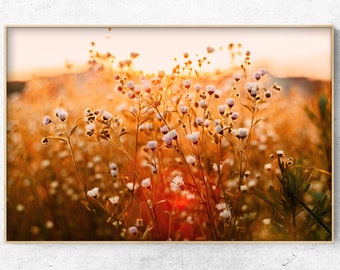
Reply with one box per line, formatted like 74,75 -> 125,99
294,196 -> 332,237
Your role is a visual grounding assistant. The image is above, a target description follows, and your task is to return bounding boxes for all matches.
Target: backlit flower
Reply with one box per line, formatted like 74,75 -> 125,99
195,117 -> 203,126
180,105 -> 189,114
220,209 -> 231,219
235,128 -> 248,139
162,134 -> 173,146
87,187 -> 99,198
206,85 -> 216,95
214,89 -> 222,98
186,155 -> 196,165
102,110 -> 113,121
254,72 -> 262,80
215,202 -> 227,211
110,169 -> 118,177
218,105 -> 227,115
141,178 -> 151,189
277,150 -> 284,157
186,131 -> 200,144
240,185 -> 248,192
128,226 -> 138,236
160,125 -> 169,134
216,203 -> 232,220
231,112 -> 239,120
262,218 -> 271,225
226,98 -> 235,108
87,122 -> 96,131
43,115 -> 52,125
109,162 -> 118,171
204,119 -> 210,127
108,196 -> 119,205
233,73 -> 242,81
182,79 -> 191,89
215,125 -> 224,135
194,84 -> 202,92
126,182 -> 139,191
126,81 -> 135,90
199,99 -> 207,108
54,108 -> 68,122
170,175 -> 184,191
245,82 -> 257,93
264,163 -> 272,171
167,129 -> 178,140
147,140 -> 158,151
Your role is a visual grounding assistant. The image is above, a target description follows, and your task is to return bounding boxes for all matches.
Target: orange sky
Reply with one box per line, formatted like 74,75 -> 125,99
6,27 -> 332,81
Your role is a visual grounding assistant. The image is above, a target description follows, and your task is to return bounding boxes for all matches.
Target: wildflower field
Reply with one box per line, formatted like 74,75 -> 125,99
6,28 -> 333,241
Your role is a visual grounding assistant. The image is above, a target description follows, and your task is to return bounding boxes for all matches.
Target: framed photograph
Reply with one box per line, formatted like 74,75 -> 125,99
6,26 -> 333,242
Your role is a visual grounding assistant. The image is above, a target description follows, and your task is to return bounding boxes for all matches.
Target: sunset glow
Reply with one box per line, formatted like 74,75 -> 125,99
7,27 -> 332,81
7,27 -> 332,241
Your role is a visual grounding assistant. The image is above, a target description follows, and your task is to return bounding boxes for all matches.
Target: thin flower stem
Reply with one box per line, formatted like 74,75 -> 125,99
109,123 -> 161,239
67,138 -> 107,240
167,196 -> 178,240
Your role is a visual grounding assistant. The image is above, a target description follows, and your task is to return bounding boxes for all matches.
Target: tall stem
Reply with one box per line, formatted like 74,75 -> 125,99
67,138 -> 106,239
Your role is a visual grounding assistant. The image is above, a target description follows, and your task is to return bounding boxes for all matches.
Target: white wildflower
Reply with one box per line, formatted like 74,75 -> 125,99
109,162 -> 118,171
195,117 -> 203,126
264,163 -> 272,171
262,218 -> 271,225
277,150 -> 284,157
54,108 -> 68,122
43,115 -> 52,125
182,79 -> 191,89
194,84 -> 202,92
128,226 -> 138,236
180,105 -> 189,114
141,178 -> 151,189
170,175 -> 185,191
235,128 -> 248,139
219,209 -> 231,220
215,125 -> 224,135
126,81 -> 135,90
102,110 -> 113,121
226,98 -> 235,108
126,182 -> 139,191
87,187 -> 99,198
231,112 -> 239,120
233,73 -> 242,81
206,85 -> 216,95
185,131 -> 200,144
147,140 -> 158,151
215,202 -> 227,211
108,196 -> 119,205
160,125 -> 169,134
218,104 -> 227,115
186,155 -> 196,165
167,129 -> 178,140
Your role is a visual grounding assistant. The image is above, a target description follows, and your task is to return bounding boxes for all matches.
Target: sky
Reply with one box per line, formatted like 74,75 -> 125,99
6,27 -> 332,81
